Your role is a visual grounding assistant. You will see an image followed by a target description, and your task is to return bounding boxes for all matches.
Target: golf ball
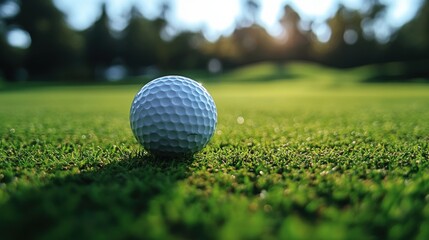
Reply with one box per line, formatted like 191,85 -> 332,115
130,76 -> 217,156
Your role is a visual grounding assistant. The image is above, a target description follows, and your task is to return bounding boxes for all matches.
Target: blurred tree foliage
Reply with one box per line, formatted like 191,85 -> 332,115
0,0 -> 427,81
377,0 -> 429,80
312,6 -> 381,67
389,0 -> 429,60
163,31 -> 209,70
84,3 -> 117,79
120,6 -> 160,75
276,6 -> 311,61
4,0 -> 83,80
0,26 -> 25,80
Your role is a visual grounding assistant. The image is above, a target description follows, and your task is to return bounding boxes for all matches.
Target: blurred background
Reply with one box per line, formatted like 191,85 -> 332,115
0,0 -> 428,82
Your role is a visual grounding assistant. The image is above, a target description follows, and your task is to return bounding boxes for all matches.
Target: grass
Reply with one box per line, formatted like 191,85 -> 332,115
1,63 -> 429,239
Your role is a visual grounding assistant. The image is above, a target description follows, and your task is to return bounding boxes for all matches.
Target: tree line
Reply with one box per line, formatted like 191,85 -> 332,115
0,0 -> 428,82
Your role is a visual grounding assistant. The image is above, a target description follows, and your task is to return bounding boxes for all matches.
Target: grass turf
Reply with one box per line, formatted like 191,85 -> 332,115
1,63 -> 429,239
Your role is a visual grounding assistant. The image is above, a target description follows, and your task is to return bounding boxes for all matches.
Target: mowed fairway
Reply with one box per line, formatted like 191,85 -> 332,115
1,64 -> 429,239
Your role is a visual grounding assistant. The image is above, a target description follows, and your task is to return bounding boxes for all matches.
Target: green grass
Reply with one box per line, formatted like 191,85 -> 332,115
1,63 -> 429,239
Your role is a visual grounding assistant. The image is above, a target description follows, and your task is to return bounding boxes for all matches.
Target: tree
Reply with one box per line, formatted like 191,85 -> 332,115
231,25 -> 276,64
164,31 -> 209,69
84,3 -> 118,79
388,0 -> 429,61
120,6 -> 161,75
377,0 -> 429,80
0,0 -> 25,81
8,0 -> 83,80
277,5 -> 311,61
200,35 -> 241,68
0,28 -> 26,81
314,6 -> 380,67
243,0 -> 260,26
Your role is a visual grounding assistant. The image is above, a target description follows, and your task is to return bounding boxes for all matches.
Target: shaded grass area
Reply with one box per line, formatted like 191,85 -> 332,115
1,66 -> 429,239
2,61 -> 428,93
362,60 -> 429,83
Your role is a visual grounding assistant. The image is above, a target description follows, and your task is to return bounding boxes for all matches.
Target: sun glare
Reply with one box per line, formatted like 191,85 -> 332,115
52,0 -> 422,41
171,0 -> 241,40
290,0 -> 337,21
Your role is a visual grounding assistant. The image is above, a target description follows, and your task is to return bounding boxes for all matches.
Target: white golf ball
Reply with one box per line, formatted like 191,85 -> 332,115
130,76 -> 217,156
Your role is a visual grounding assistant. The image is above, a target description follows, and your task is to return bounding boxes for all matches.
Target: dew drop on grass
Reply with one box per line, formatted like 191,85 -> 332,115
260,190 -> 267,199
264,204 -> 273,212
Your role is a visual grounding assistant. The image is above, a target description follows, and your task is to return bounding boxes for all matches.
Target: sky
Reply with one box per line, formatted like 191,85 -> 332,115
4,0 -> 425,47
51,0 -> 423,38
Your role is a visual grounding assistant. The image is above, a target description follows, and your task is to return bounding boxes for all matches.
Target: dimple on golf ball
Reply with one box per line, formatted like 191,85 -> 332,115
130,76 -> 217,156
